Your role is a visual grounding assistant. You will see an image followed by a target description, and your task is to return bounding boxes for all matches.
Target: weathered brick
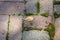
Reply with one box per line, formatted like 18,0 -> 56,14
0,2 -> 24,15
9,16 -> 22,40
0,15 -> 8,40
40,0 -> 53,16
24,16 -> 51,29
26,0 -> 37,13
23,30 -> 50,40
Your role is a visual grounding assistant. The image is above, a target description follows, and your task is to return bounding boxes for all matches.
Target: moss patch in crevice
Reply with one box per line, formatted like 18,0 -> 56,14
35,1 -> 40,14
54,12 -> 60,19
54,1 -> 60,5
46,23 -> 55,40
24,13 -> 35,16
40,12 -> 49,17
6,15 -> 10,40
6,32 -> 9,40
23,27 -> 42,31
24,0 -> 27,4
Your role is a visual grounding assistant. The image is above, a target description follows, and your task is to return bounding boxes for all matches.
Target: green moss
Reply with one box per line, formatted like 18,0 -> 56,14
23,27 -> 42,31
35,1 -> 40,14
18,14 -> 21,16
54,12 -> 60,19
30,27 -> 42,31
22,20 -> 25,40
40,13 -> 49,17
23,9 -> 34,16
12,14 -> 15,16
6,32 -> 9,40
25,13 -> 35,16
46,23 -> 55,40
24,0 -> 27,4
6,15 -> 10,40
54,1 -> 60,5
22,20 -> 24,32
24,9 -> 27,15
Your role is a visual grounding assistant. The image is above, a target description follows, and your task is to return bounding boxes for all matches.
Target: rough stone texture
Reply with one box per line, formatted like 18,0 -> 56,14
54,18 -> 60,40
26,0 -> 53,15
26,0 -> 37,14
0,15 -> 8,40
9,16 -> 22,40
24,16 -> 52,29
0,0 -> 53,15
0,2 -> 24,15
0,0 -> 59,40
54,5 -> 60,13
23,30 -> 50,40
40,0 -> 53,15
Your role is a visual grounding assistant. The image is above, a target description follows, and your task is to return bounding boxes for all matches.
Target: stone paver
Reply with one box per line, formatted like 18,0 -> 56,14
26,0 -> 37,13
0,2 -> 24,15
24,16 -> 52,29
0,15 -> 8,40
40,0 -> 53,15
9,16 -> 22,40
23,30 -> 50,40
54,18 -> 60,40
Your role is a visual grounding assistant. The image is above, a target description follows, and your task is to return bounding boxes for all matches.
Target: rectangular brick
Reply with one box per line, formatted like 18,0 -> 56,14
0,15 -> 8,40
24,16 -> 51,29
9,16 -> 22,40
0,2 -> 24,15
26,0 -> 37,13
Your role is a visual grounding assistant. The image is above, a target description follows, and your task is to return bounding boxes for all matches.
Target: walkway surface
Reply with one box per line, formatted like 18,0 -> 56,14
0,0 -> 60,40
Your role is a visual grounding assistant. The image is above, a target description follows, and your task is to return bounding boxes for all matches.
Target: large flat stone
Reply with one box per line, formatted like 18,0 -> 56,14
23,30 -> 50,40
0,2 -> 24,15
24,16 -> 52,29
26,0 -> 37,13
0,15 -> 8,40
9,16 -> 22,40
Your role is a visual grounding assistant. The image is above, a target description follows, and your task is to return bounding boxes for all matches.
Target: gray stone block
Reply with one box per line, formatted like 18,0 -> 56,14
26,0 -> 37,13
23,30 -> 50,40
